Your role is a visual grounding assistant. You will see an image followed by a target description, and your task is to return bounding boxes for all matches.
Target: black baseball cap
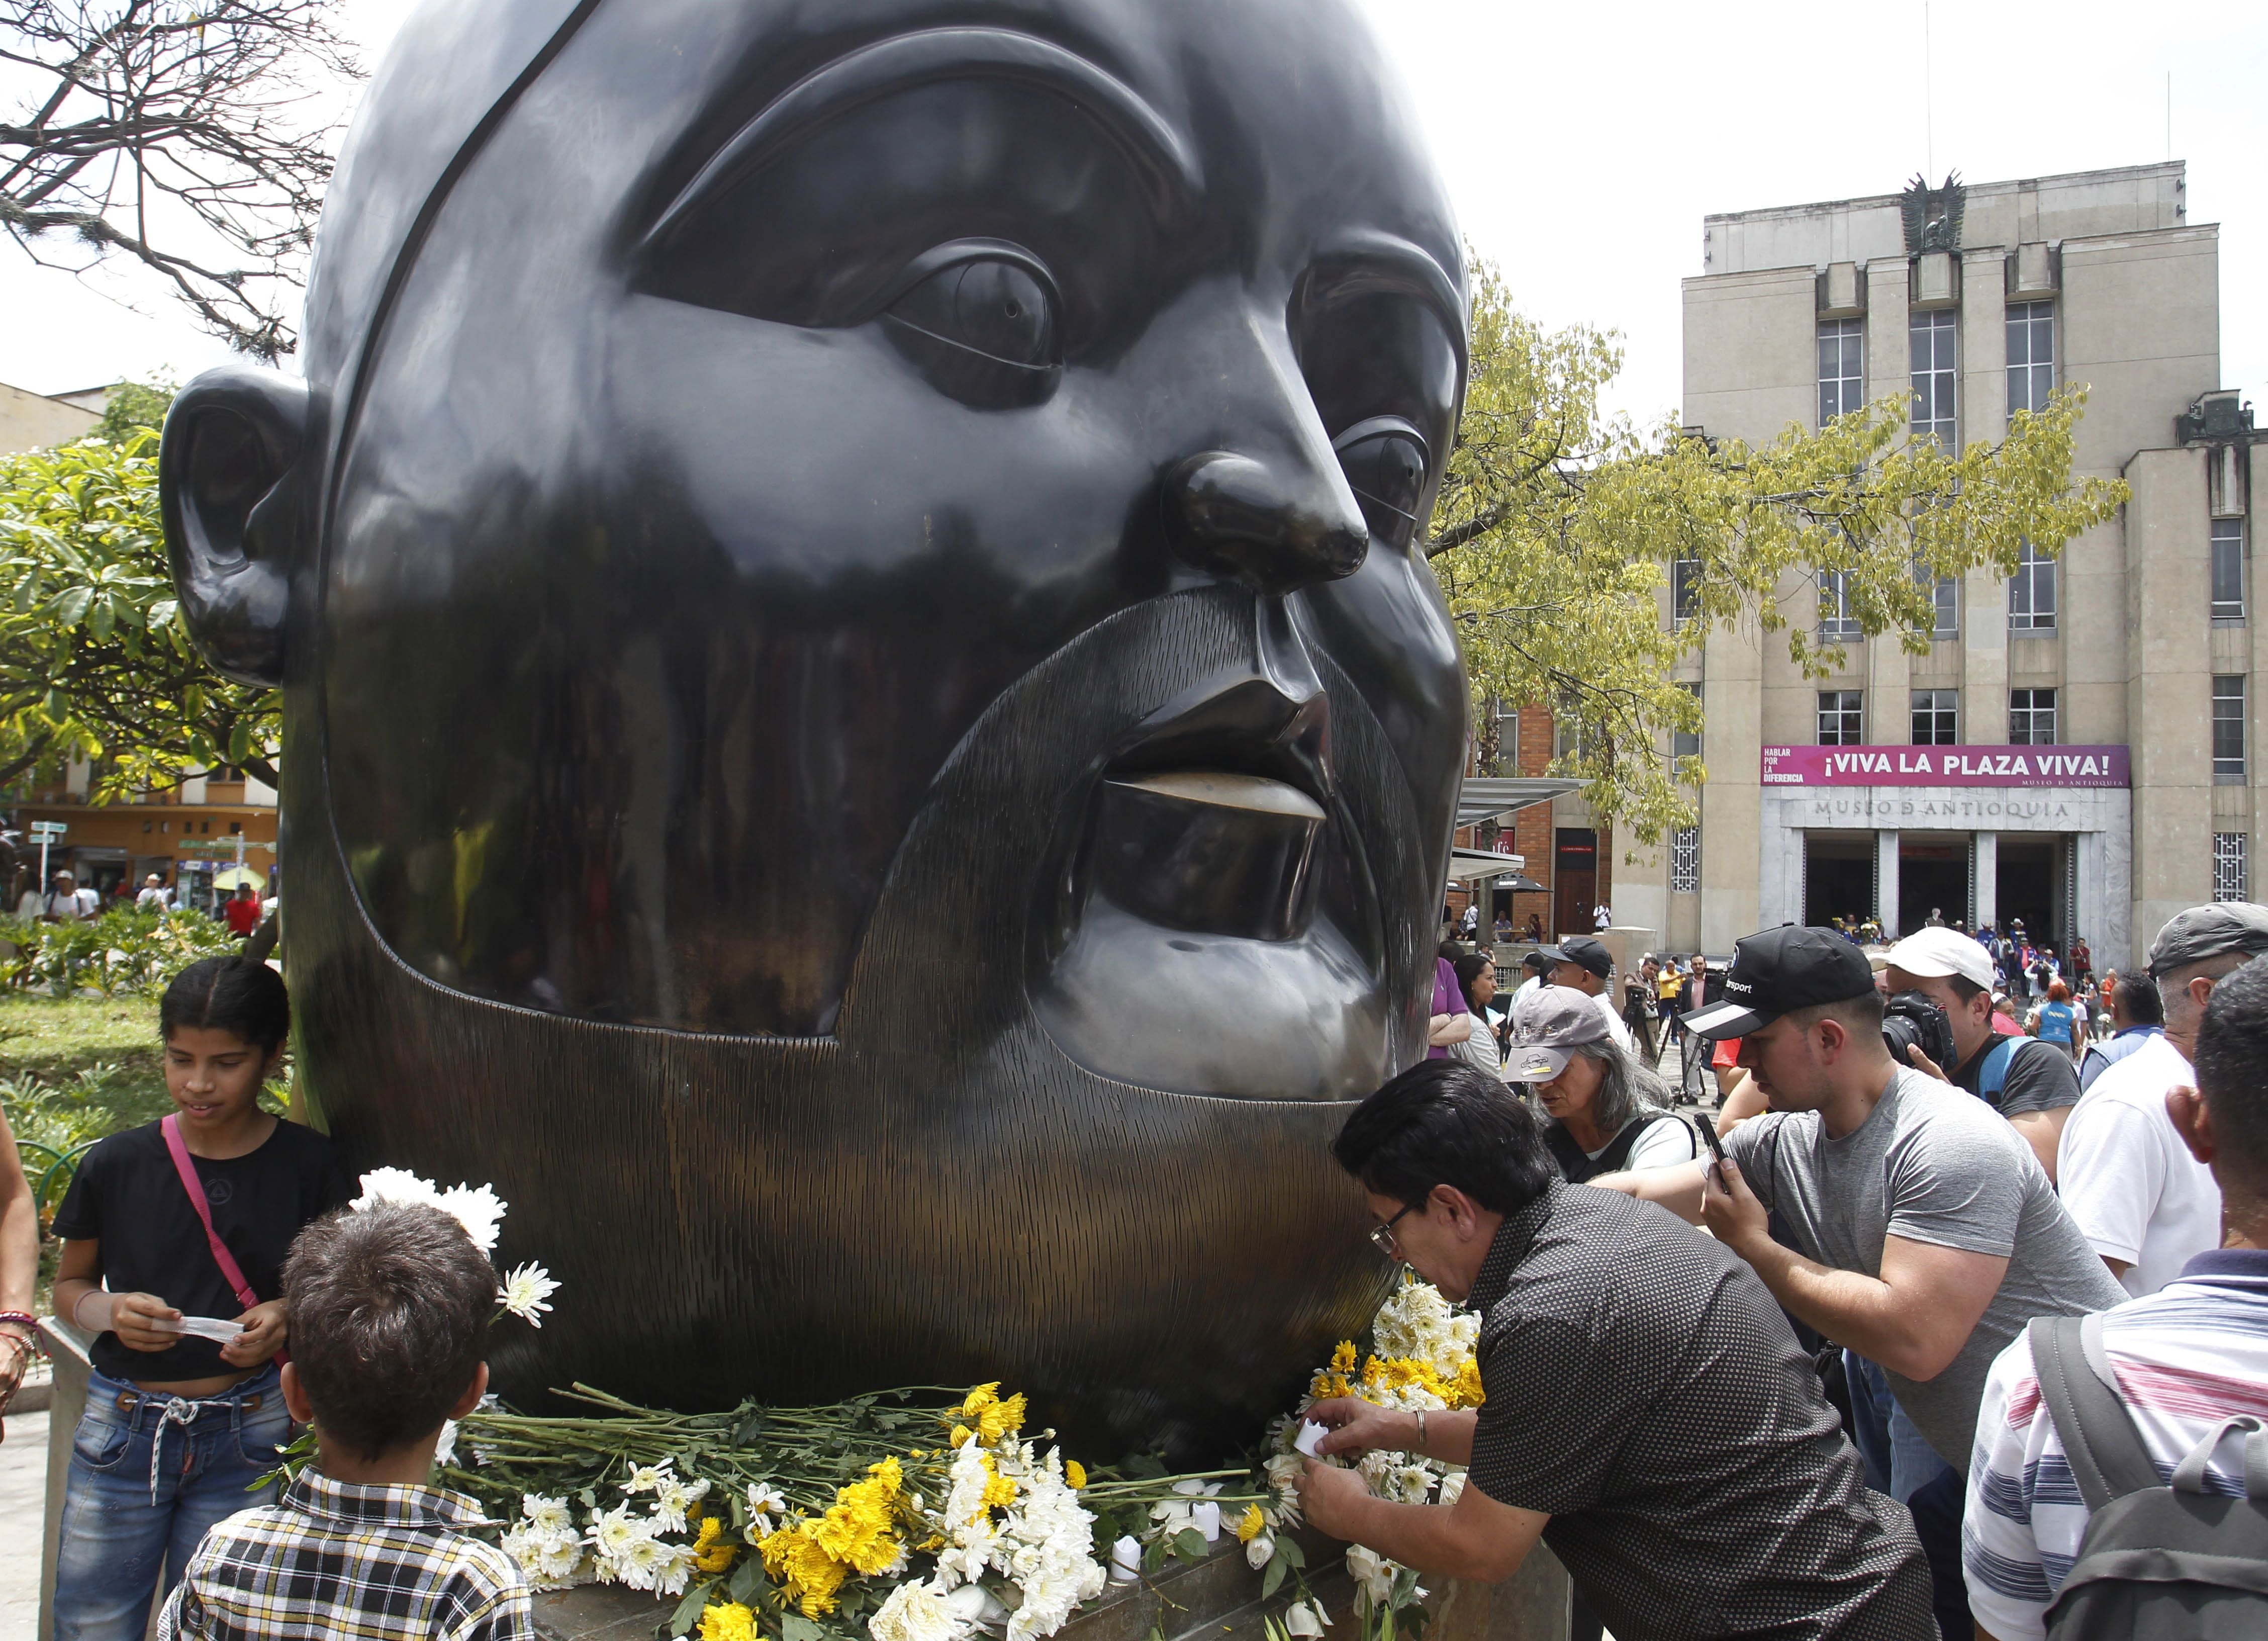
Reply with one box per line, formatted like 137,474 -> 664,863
1680,924 -> 1875,1039
1537,936 -> 1612,979
1520,948 -> 1554,974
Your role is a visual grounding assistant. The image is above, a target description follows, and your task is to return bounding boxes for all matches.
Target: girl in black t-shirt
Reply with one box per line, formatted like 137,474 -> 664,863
50,957 -> 351,1641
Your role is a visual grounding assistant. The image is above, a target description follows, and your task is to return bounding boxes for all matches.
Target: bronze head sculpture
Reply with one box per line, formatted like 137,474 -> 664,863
161,0 -> 1469,1455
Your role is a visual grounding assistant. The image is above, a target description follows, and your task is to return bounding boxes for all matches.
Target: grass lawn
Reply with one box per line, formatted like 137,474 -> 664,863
2,990 -> 172,1134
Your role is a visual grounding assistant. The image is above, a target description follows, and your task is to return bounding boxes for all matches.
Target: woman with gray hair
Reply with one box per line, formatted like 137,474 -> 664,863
1505,987 -> 1699,1181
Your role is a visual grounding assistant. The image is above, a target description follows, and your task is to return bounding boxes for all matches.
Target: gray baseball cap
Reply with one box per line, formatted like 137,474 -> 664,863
2148,903 -> 2268,979
1506,985 -> 1611,1081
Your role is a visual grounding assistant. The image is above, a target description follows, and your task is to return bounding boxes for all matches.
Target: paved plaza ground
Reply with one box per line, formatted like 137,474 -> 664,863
1,1407 -> 49,1641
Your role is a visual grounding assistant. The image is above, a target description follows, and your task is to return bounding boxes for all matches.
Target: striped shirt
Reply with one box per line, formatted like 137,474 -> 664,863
157,1468 -> 533,1641
1961,1246 -> 2268,1640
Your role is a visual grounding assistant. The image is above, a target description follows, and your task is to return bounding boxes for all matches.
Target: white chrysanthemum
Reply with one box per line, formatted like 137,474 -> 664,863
503,1524 -> 586,1591
652,1538 -> 698,1598
1437,1472 -> 1467,1507
351,1167 -> 445,1214
351,1168 -> 509,1252
622,1460 -> 675,1496
522,1494 -> 575,1534
647,1473 -> 709,1533
499,1264 -> 560,1327
870,1580 -> 969,1641
744,1480 -> 787,1542
433,1420 -> 459,1468
586,1503 -> 649,1559
436,1182 -> 507,1252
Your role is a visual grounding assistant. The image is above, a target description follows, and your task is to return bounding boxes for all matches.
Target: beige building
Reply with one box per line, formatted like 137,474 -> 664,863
1603,162 -> 2260,968
0,379 -> 104,452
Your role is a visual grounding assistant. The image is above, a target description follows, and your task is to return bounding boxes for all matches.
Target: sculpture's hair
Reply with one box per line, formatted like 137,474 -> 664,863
1332,1060 -> 1555,1216
160,956 -> 290,1052
283,1203 -> 495,1463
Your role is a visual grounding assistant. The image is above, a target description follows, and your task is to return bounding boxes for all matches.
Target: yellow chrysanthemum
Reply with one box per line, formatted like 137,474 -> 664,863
1449,1357 -> 1485,1410
959,1383 -> 1001,1420
950,1423 -> 974,1448
758,1523 -> 848,1616
1064,1461 -> 1087,1490
692,1514 -> 739,1574
805,1457 -> 905,1577
976,1393 -> 1027,1445
1330,1340 -> 1358,1375
1236,1504 -> 1266,1544
698,1602 -> 760,1641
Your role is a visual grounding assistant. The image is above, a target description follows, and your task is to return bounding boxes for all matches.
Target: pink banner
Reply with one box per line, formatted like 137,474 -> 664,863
1760,744 -> 2129,788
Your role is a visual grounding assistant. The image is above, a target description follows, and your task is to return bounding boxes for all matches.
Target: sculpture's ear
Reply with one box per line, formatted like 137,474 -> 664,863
159,364 -> 310,688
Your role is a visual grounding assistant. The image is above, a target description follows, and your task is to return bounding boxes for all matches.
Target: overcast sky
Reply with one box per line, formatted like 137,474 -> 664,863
4,0 -> 2262,432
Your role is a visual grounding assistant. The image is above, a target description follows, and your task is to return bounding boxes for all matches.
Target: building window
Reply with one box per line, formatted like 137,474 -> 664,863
1910,309 -> 1957,447
2213,676 -> 2247,780
1818,690 -> 1863,746
2216,833 -> 2251,902
2009,687 -> 2058,745
1819,318 -> 1864,426
1671,555 -> 1700,626
1913,561 -> 1958,639
2212,517 -> 2246,621
1911,688 -> 1958,745
2006,301 -> 2055,416
1819,570 -> 1862,641
2008,541 -> 2057,632
1670,826 -> 1700,894
1671,682 -> 1702,773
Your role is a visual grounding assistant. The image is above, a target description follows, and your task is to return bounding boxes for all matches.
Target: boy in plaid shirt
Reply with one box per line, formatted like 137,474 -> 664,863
159,1203 -> 532,1641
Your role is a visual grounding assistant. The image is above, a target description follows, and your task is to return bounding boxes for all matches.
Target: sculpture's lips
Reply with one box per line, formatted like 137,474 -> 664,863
1104,675 -> 1333,807
1103,769 -> 1325,820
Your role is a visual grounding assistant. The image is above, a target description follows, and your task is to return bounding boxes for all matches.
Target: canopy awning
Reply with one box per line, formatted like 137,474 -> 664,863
1448,849 -> 1531,883
1455,776 -> 1581,831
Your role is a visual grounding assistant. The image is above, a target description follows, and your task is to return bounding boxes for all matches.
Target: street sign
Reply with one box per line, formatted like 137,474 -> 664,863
28,821 -> 66,836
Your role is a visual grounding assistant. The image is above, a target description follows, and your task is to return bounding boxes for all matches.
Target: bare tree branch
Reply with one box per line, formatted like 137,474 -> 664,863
1,0 -> 359,357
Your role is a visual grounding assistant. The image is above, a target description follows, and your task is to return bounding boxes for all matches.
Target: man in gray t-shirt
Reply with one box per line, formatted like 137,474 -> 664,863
1598,923 -> 2123,1641
1720,1066 -> 2120,1468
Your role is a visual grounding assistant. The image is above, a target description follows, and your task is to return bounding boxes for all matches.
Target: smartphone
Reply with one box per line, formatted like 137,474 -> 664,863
1692,1114 -> 1730,1187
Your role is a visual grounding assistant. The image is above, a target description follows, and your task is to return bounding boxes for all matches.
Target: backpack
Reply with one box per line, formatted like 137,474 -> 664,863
1975,1031 -> 2061,1109
2028,1314 -> 2268,1638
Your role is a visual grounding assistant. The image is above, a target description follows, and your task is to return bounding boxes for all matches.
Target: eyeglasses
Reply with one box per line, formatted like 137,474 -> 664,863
1368,1199 -> 1422,1261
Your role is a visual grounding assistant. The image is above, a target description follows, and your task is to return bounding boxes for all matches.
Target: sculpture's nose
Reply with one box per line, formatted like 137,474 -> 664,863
1164,450 -> 1370,595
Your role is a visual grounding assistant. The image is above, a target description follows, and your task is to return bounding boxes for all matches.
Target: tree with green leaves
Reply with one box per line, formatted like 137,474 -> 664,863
1430,262 -> 2129,845
0,416 -> 278,796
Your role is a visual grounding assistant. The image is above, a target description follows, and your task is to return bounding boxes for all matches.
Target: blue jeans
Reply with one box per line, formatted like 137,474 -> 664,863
1844,1352 -> 1963,1641
52,1364 -> 290,1641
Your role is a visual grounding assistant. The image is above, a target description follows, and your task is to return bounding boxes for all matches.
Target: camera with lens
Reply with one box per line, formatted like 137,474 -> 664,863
1882,990 -> 1958,1073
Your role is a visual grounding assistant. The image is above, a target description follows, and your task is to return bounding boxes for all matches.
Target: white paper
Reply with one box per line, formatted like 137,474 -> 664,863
153,1315 -> 245,1342
1294,1419 -> 1329,1457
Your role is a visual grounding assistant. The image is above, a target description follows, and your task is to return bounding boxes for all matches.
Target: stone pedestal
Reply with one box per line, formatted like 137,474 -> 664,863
531,1537 -> 1570,1641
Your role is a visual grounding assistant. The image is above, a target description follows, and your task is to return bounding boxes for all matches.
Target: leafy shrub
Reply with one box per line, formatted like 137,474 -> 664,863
0,908 -> 239,997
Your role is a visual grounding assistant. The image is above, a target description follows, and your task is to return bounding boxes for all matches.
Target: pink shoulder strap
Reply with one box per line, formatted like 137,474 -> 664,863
160,1114 -> 261,1313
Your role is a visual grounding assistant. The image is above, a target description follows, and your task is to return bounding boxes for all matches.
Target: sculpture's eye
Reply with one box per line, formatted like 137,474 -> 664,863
1331,418 -> 1429,551
881,248 -> 1062,409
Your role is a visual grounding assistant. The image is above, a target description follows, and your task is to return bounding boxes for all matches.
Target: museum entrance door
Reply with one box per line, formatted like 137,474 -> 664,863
1900,838 -> 1971,934
1805,833 -> 1876,929
1997,836 -> 2070,950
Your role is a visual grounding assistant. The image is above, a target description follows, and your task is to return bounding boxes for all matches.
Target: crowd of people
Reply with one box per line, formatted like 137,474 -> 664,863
1329,900 -> 2268,1640
3,899 -> 2264,1641
14,868 -> 271,937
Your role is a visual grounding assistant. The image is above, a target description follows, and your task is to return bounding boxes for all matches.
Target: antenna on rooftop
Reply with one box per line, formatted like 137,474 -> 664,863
2165,71 -> 2171,162
1924,2 -> 1934,180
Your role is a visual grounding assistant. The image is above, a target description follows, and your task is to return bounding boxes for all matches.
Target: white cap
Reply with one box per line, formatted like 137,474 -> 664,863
1883,926 -> 1997,993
